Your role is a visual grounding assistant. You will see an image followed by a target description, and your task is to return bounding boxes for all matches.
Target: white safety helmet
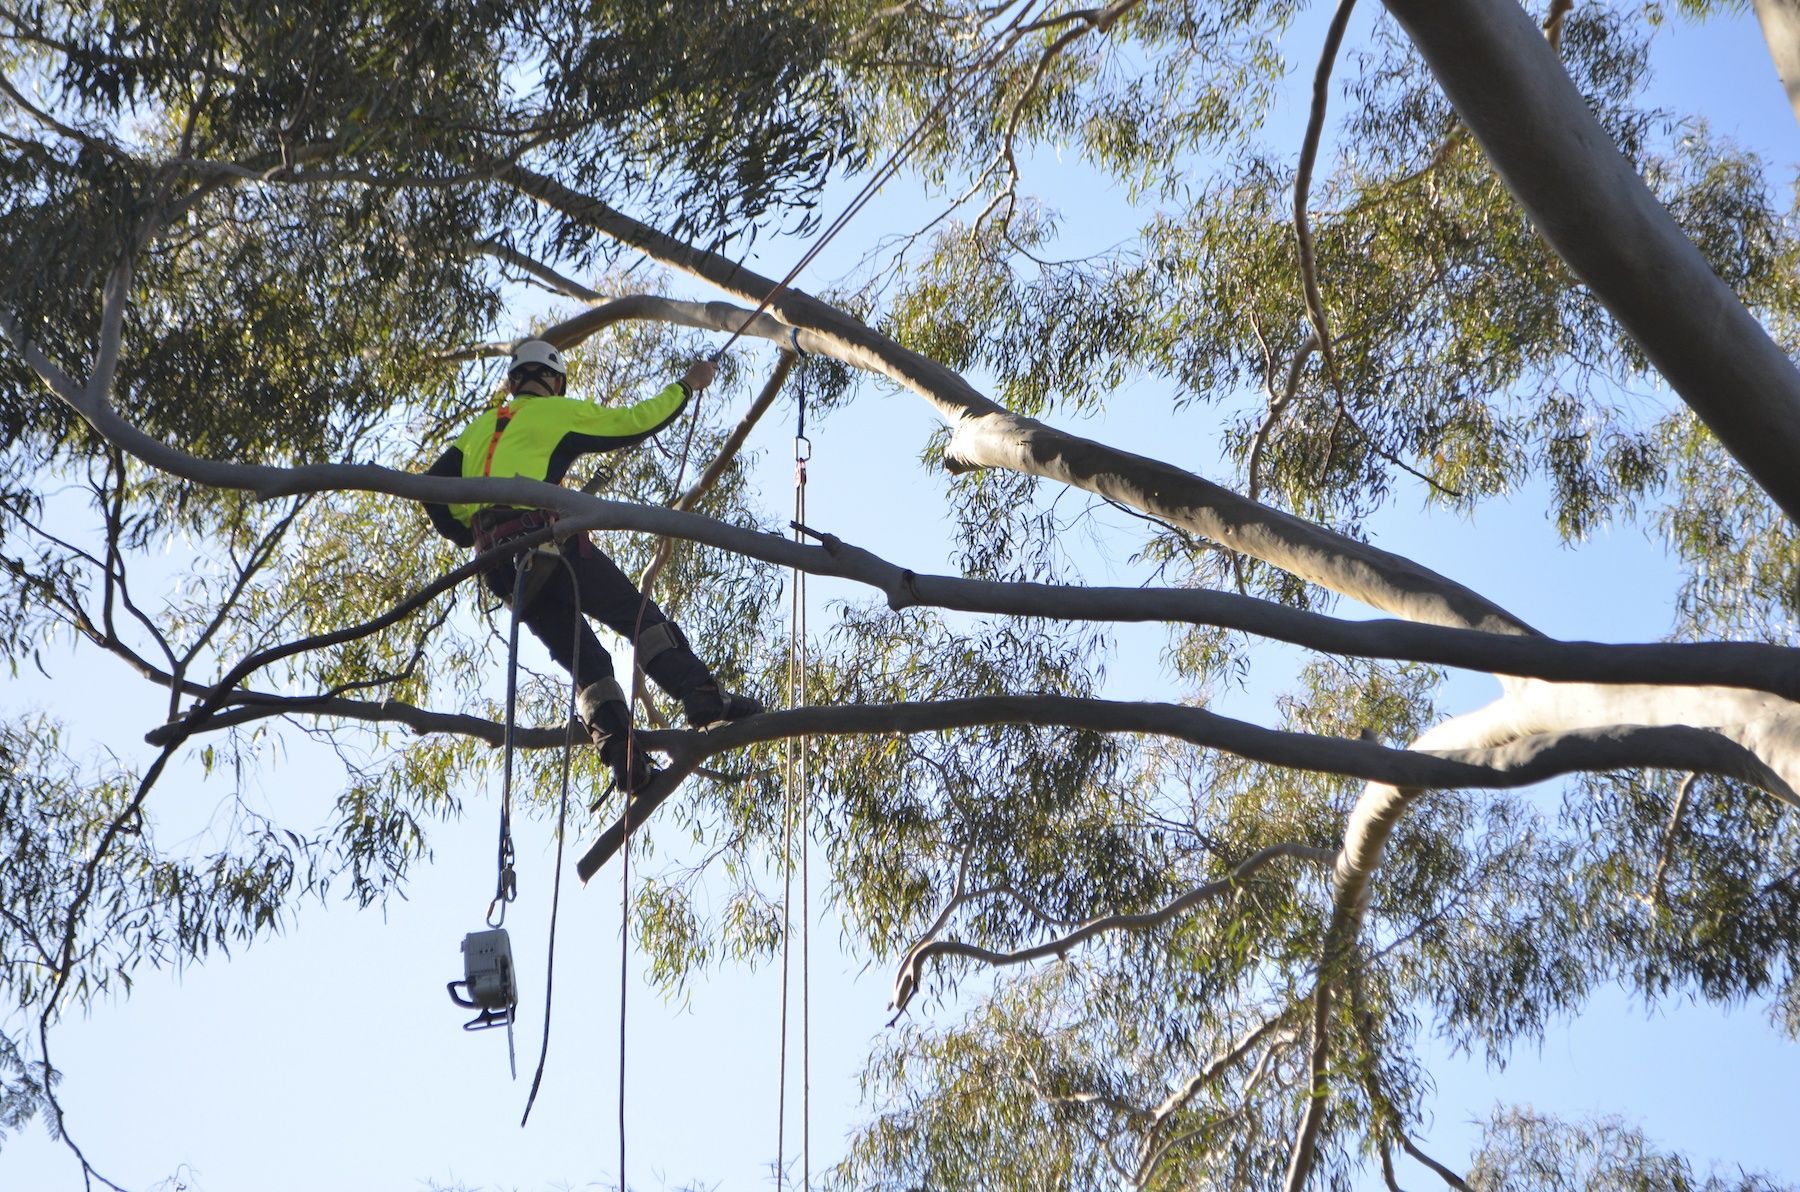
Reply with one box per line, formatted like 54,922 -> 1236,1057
508,338 -> 567,377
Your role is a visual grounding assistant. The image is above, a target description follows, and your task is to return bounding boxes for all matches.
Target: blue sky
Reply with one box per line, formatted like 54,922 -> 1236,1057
5,4 -> 1800,1191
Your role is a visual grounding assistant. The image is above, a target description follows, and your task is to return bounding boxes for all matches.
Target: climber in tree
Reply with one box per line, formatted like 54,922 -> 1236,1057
423,338 -> 764,793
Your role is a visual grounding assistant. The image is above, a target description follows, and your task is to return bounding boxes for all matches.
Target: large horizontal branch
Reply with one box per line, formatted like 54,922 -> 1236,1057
145,691 -> 571,750
498,166 -> 1535,636
573,694 -> 1800,881
8,327 -> 1792,707
1383,0 -> 1800,525
16,300 -> 1800,824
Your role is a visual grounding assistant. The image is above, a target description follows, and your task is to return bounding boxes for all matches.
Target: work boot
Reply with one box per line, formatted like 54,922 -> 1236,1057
575,682 -> 657,794
679,681 -> 766,728
634,622 -> 767,727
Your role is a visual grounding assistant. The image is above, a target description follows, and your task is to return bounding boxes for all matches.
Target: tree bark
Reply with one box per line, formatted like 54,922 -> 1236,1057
1754,0 -> 1800,129
1384,0 -> 1800,526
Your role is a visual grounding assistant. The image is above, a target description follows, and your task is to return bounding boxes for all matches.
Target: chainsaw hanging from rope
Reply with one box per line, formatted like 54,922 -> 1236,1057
445,549 -> 545,1078
443,538 -> 586,1129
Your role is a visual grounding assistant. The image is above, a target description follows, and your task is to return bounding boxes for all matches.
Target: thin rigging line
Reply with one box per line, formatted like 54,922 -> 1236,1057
712,0 -> 1049,361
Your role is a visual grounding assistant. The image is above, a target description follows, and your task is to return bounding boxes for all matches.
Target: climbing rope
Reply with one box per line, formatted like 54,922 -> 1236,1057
615,360 -> 709,1189
520,547 -> 586,1127
487,560 -> 531,931
710,0 -> 1049,363
776,386 -> 813,1188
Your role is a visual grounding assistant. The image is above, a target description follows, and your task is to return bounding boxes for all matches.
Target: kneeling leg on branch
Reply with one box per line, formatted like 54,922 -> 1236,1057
487,534 -> 764,793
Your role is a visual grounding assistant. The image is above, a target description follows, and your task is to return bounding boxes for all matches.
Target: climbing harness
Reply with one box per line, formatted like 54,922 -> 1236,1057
472,508 -> 562,608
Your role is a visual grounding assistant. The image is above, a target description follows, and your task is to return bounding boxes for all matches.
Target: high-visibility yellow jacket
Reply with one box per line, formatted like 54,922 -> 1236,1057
423,380 -> 691,547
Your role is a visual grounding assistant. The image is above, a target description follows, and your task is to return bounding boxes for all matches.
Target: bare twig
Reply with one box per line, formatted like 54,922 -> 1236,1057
1294,0 -> 1359,385
475,239 -> 603,302
0,69 -> 131,159
1647,771 -> 1699,909
1247,332 -> 1319,505
888,844 -> 1331,1015
1543,0 -> 1574,52
1398,1132 -> 1473,1191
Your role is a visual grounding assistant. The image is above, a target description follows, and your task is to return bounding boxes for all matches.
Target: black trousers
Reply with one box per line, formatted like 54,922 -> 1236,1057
483,533 -> 708,696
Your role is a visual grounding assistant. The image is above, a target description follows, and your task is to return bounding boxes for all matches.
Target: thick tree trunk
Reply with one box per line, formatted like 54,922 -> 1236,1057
1754,0 -> 1800,128
1384,0 -> 1800,526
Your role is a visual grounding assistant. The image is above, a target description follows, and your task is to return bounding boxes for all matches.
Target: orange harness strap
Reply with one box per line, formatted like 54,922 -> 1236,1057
479,405 -> 515,478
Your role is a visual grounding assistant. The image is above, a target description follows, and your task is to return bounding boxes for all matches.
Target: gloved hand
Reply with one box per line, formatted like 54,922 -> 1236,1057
681,358 -> 717,394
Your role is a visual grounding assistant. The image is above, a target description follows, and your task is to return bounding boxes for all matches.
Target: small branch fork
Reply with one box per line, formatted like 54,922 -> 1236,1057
1134,1015 -> 1299,1186
886,844 -> 1331,1017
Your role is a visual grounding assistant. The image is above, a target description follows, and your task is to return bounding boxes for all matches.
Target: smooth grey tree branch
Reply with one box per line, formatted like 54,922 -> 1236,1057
1382,0 -> 1800,526
13,299 -> 1798,702
499,164 -> 1536,636
575,696 -> 1800,881
1753,0 -> 1800,129
1296,0 -> 1358,382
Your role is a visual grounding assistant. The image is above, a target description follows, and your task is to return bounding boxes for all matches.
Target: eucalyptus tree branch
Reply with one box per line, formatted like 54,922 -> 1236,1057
0,69 -> 131,159
1136,1037 -> 1291,1186
1284,671 -> 1800,1191
980,0 -> 1140,234
1144,1013 -> 1293,1131
887,843 -> 1331,1015
578,690 -> 1800,883
1753,0 -> 1800,130
1284,698 -> 1503,1192
1380,1141 -> 1405,1192
1381,0 -> 1800,525
15,295 -> 1794,702
1247,332 -> 1319,505
1343,964 -> 1476,1192
21,287 -> 1800,777
474,238 -> 603,302
1295,0 -> 1357,383
1016,1054 -> 1146,1122
16,289 -> 1800,826
1543,0 -> 1574,52
500,166 -> 1534,635
177,493 -> 313,678
1017,0 -> 1142,36
155,527 -> 558,745
1646,771 -> 1699,909
1398,1132 -> 1474,1191
39,741 -> 185,1192
33,1016 -> 127,1192
146,691 -> 568,749
10,497 -> 175,682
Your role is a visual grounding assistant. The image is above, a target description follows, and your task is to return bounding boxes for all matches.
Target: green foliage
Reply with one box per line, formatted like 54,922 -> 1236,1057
1469,1108 -> 1796,1191
2,0 -> 1799,1185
